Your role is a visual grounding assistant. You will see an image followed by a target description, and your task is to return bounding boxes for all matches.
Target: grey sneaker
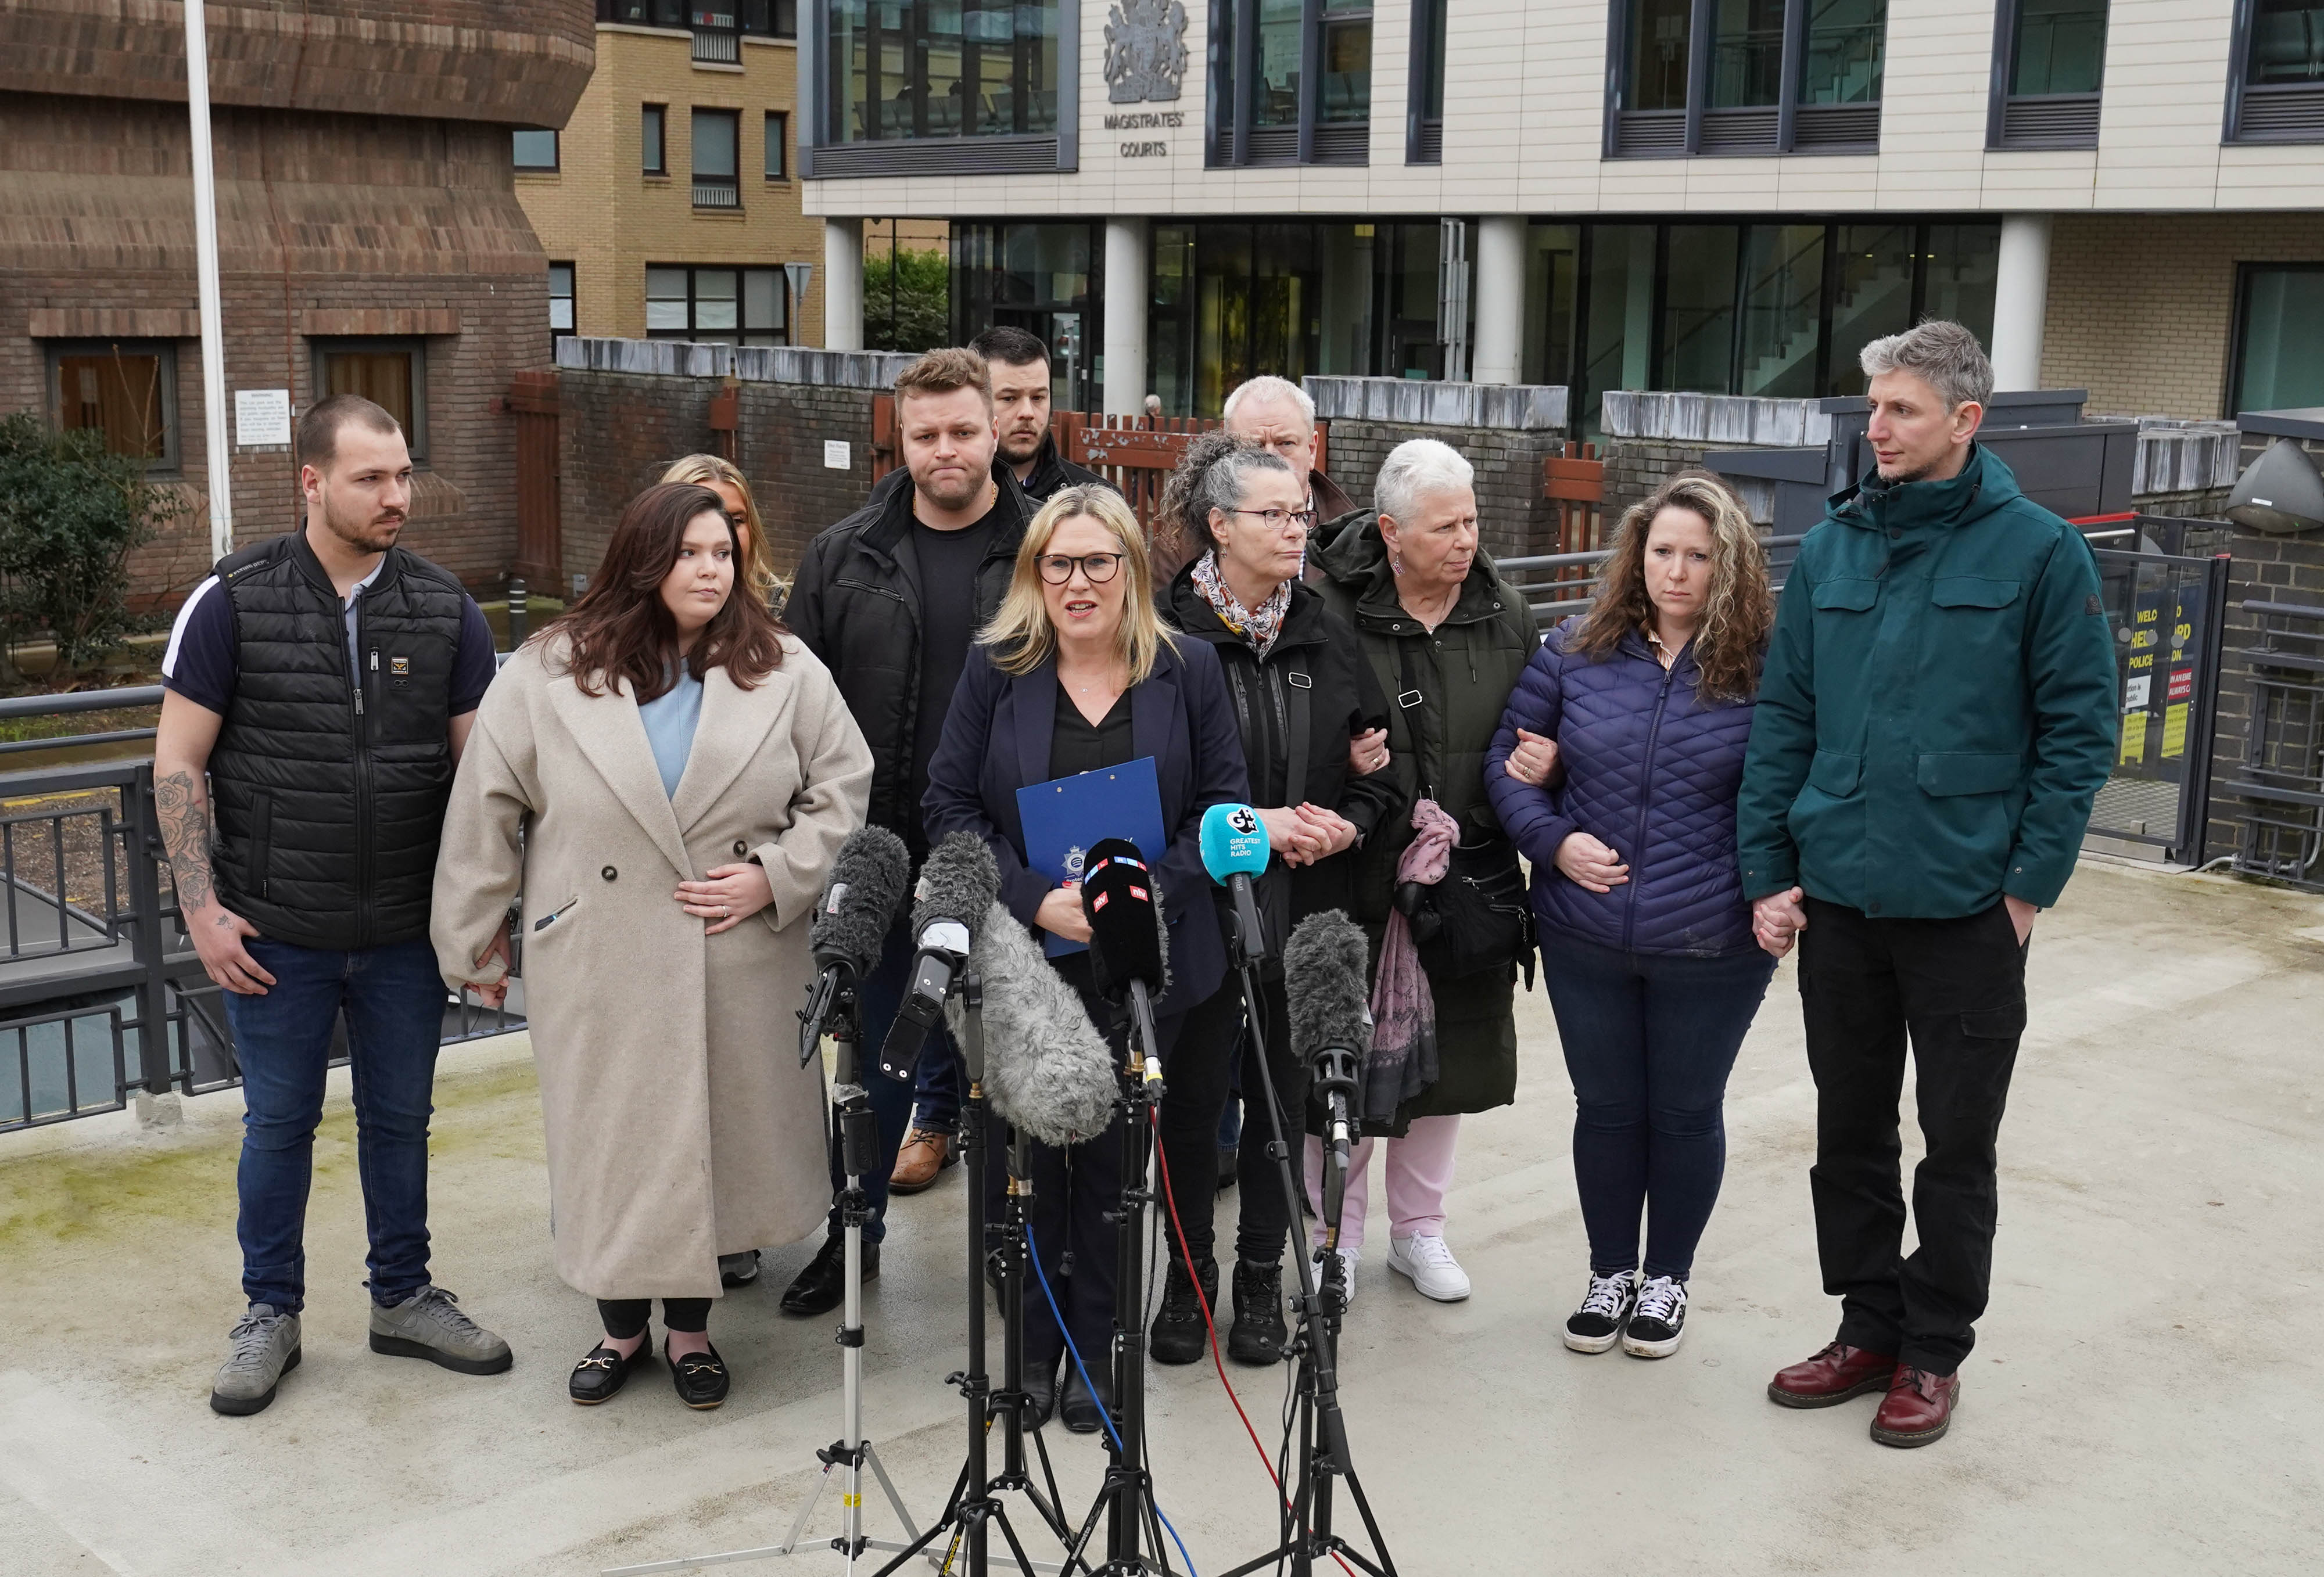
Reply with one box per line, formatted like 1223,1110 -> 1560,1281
368,1285 -> 513,1375
211,1304 -> 302,1416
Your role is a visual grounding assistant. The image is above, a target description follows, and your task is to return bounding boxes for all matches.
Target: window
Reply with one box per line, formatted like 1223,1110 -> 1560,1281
693,108 -> 741,206
740,0 -> 797,35
1606,0 -> 1888,157
1406,0 -> 1447,162
691,4 -> 741,64
1988,0 -> 2106,149
645,265 -> 789,345
826,0 -> 1062,143
550,263 -> 576,349
765,110 -> 788,178
598,1 -> 688,25
2228,264 -> 2324,414
1527,217 -> 1997,435
46,342 -> 178,470
643,104 -> 668,174
313,339 -> 426,460
513,128 -> 560,171
2229,1 -> 2324,142
1212,0 -> 1373,166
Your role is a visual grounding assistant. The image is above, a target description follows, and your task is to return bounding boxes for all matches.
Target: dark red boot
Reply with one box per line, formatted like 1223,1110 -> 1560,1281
1766,1342 -> 1898,1409
1871,1364 -> 1960,1447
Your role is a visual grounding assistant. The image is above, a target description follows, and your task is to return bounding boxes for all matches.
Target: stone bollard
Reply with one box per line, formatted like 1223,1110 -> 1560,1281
135,1090 -> 184,1129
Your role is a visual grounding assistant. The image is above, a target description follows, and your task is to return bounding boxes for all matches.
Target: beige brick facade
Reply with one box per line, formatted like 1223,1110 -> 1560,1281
2043,212 -> 2324,422
516,26 -> 827,347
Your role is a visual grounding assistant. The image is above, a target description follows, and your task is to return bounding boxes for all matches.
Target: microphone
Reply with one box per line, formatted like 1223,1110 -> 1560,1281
1283,910 -> 1372,1238
878,832 -> 1000,1083
797,826 -> 912,1067
944,901 -> 1118,1147
1199,802 -> 1271,966
1079,837 -> 1168,1005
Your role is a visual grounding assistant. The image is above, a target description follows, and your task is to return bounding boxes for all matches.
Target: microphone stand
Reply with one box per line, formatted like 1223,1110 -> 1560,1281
606,968 -> 931,1577
876,971 -> 1083,1577
1061,975 -> 1177,1577
1213,909 -> 1397,1577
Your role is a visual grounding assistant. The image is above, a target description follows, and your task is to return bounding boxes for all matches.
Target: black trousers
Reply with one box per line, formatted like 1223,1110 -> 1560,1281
1156,973 -> 1305,1267
1799,897 -> 2027,1377
597,1297 -> 711,1338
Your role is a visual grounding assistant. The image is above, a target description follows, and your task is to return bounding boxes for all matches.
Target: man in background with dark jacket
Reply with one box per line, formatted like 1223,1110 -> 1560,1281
158,393 -> 512,1416
970,324 -> 1110,502
1740,321 -> 2116,1448
780,348 -> 1034,1313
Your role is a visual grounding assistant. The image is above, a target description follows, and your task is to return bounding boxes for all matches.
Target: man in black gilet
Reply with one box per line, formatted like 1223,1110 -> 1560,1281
157,394 -> 511,1416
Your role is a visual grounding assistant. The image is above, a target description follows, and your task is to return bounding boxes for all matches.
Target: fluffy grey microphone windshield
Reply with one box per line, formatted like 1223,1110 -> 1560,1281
809,825 -> 911,975
914,831 -> 1003,937
1285,910 -> 1373,1062
948,900 -> 1118,1146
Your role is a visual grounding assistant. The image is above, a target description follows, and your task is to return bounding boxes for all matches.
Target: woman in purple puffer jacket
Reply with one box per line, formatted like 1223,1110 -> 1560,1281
1485,471 -> 1776,1363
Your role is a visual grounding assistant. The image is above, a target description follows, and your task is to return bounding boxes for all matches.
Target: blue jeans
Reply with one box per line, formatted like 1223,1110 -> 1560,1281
829,914 -> 963,1245
224,936 -> 447,1313
1540,935 -> 1776,1282
908,1008 -> 965,1129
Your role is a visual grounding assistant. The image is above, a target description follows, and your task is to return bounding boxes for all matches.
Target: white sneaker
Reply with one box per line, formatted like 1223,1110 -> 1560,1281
1387,1233 -> 1471,1302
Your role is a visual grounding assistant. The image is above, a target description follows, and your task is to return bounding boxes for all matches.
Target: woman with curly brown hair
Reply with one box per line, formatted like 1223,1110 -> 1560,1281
1484,470 -> 1777,1363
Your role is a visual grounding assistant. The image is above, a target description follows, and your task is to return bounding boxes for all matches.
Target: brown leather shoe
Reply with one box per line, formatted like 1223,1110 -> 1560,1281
1871,1364 -> 1959,1447
1767,1341 -> 1898,1409
889,1125 -> 953,1194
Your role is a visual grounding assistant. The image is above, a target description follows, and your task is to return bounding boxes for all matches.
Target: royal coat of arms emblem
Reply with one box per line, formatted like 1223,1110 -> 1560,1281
1103,0 -> 1190,104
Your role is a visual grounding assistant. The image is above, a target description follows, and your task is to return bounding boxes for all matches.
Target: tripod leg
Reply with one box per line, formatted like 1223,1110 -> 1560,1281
772,1464 -> 831,1556
861,1443 -> 924,1547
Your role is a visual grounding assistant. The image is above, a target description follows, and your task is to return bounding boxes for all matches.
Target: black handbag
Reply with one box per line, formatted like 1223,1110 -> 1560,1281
1398,835 -> 1535,987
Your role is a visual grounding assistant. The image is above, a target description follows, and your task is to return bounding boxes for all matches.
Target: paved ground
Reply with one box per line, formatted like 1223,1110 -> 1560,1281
1,859 -> 2319,1577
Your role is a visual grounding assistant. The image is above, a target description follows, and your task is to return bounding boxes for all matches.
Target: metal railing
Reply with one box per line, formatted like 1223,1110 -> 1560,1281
0,717 -> 523,1136
2216,598 -> 2324,888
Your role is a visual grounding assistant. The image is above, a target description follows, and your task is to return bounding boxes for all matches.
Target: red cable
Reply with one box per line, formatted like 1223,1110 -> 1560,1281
1149,1105 -> 1358,1577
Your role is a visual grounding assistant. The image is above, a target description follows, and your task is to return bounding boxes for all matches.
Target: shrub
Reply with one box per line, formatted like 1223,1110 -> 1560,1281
864,245 -> 952,353
0,411 -> 185,678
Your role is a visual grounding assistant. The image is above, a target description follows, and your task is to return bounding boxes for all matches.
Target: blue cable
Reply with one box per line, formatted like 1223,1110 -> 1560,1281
1023,1222 -> 1199,1577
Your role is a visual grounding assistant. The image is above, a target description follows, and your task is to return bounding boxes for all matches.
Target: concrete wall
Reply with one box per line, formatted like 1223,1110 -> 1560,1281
517,25 -> 826,347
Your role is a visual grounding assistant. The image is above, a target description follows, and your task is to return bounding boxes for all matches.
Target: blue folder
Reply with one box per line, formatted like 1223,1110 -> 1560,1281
1016,755 -> 1167,957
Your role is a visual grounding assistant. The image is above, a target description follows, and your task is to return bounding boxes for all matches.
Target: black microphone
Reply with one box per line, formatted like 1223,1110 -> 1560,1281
797,826 -> 912,1067
1079,837 -> 1168,1004
942,900 -> 1118,1147
1283,910 -> 1372,1237
878,831 -> 1000,1083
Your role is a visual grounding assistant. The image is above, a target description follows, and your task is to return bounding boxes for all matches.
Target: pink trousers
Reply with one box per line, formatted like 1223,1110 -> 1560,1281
1302,1113 -> 1462,1256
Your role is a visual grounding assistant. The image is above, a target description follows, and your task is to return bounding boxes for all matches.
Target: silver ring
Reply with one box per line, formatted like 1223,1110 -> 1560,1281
719,906 -> 729,918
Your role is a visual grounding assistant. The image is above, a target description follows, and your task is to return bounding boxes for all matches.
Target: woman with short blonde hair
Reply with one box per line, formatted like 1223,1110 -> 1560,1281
661,453 -> 780,605
921,482 -> 1249,1434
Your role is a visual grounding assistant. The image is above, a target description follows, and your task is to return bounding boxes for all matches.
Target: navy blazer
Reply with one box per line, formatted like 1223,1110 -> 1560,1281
922,634 -> 1251,1019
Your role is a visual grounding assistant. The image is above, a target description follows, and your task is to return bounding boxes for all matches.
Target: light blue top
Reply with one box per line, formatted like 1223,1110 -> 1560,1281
637,668 -> 704,799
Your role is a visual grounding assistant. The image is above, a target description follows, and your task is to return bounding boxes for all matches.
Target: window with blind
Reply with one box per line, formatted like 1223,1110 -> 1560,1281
2230,0 -> 2324,142
1210,0 -> 1373,168
312,340 -> 426,459
1606,0 -> 1888,159
1988,0 -> 2107,149
1406,0 -> 1447,163
645,265 -> 790,346
47,342 -> 178,470
693,108 -> 741,207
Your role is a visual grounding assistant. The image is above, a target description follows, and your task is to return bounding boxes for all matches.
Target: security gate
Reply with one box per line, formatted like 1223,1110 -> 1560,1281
2085,545 -> 2233,865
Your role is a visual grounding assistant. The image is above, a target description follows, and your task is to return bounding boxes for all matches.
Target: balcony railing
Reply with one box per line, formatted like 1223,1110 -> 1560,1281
693,178 -> 740,209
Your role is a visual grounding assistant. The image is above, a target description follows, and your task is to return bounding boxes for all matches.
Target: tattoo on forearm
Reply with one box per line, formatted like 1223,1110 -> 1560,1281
155,768 -> 217,913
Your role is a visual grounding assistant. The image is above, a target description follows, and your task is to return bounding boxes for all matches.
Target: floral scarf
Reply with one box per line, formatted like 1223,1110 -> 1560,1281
1190,549 -> 1292,659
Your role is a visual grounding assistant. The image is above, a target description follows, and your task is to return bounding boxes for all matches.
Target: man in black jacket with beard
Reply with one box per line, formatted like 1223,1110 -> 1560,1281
778,348 -> 1035,1314
970,325 -> 1111,502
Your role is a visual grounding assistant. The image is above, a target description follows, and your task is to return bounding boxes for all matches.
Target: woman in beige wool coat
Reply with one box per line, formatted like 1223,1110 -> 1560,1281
433,482 -> 870,1411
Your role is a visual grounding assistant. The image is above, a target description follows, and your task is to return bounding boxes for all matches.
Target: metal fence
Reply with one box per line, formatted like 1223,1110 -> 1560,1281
1494,530 -> 2233,869
0,695 -> 522,1136
2216,598 -> 2324,888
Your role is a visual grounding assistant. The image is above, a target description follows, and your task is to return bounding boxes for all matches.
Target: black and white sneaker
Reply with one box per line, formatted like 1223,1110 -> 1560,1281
1623,1276 -> 1688,1358
1563,1270 -> 1637,1354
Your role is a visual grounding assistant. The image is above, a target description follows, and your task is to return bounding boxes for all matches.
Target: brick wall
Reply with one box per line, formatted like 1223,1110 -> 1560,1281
555,368 -> 880,591
2044,212 -> 2324,422
1602,439 -> 1711,525
1,90 -> 558,613
1325,419 -> 1570,563
2201,432 -> 2324,864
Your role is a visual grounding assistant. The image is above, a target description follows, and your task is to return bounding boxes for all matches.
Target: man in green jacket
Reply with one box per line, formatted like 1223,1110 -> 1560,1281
1738,321 -> 2117,1448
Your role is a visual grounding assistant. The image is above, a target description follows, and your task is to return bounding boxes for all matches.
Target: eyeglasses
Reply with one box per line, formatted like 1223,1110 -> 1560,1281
1226,506 -> 1317,534
1035,552 -> 1124,585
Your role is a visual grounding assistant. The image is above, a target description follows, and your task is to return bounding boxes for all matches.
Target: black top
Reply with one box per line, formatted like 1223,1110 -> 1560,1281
1050,683 -> 1134,778
908,505 -> 1003,802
